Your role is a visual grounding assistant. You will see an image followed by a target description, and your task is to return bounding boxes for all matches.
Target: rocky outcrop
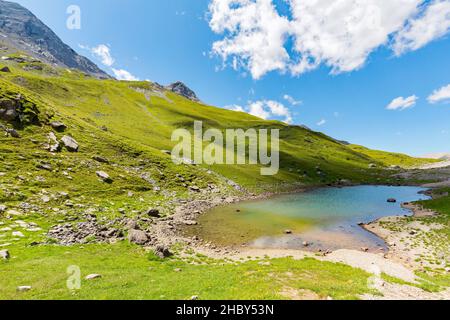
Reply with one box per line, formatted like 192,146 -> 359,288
165,81 -> 199,102
0,94 -> 40,125
0,1 -> 109,79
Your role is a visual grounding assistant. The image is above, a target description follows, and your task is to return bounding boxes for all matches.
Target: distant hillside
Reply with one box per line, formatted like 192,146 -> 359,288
349,145 -> 438,168
0,0 -> 109,78
422,152 -> 450,161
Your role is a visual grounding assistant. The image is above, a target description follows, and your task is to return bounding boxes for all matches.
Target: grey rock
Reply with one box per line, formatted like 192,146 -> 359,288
145,208 -> 160,218
85,274 -> 102,280
50,121 -> 67,132
0,205 -> 7,213
96,171 -> 112,183
165,81 -> 199,102
155,245 -> 172,258
128,229 -> 149,245
17,286 -> 32,292
0,66 -> 11,73
0,249 -> 10,260
93,155 -> 109,164
5,128 -> 20,138
61,135 -> 79,152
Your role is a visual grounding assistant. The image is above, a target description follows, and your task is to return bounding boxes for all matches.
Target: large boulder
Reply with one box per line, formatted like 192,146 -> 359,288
61,135 -> 78,152
128,229 -> 149,245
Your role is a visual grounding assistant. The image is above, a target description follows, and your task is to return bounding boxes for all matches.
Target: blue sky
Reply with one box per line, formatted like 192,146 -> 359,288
13,0 -> 450,156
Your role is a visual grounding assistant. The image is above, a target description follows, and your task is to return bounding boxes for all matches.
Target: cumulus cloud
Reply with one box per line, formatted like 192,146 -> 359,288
393,0 -> 450,55
386,95 -> 418,110
208,0 -> 450,79
91,44 -> 115,67
112,68 -> 139,81
428,84 -> 450,104
226,100 -> 293,124
283,94 -> 302,106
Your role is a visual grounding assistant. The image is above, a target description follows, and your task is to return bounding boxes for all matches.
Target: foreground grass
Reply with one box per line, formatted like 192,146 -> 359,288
0,243 -> 374,300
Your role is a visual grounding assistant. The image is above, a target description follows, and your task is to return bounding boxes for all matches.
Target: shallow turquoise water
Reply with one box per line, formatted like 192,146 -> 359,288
195,186 -> 430,251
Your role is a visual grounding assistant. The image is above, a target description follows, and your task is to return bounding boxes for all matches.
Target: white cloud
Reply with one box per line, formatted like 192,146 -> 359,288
428,84 -> 450,104
283,94 -> 302,106
112,68 -> 139,81
225,104 -> 245,112
208,0 -> 449,79
91,44 -> 115,67
393,0 -> 450,55
317,119 -> 326,126
386,95 -> 418,110
225,100 -> 293,124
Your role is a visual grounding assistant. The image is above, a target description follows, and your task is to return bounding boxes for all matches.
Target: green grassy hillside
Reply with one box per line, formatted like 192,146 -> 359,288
0,51 -> 443,301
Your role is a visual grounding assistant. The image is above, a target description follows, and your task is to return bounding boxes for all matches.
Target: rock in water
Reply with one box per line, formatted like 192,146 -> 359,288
128,229 -> 149,245
61,135 -> 78,152
387,198 -> 397,203
0,249 -> 10,260
96,171 -> 113,183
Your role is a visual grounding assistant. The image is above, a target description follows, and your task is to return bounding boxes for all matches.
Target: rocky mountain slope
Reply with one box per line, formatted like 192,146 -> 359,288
0,0 -> 109,78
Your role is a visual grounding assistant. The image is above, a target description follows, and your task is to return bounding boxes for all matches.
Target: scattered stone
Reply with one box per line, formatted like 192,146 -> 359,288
96,171 -> 112,183
125,220 -> 138,230
41,195 -> 50,203
118,208 -> 126,214
145,208 -> 160,218
5,128 -> 20,138
93,155 -> 109,164
50,121 -> 67,132
361,247 -> 369,252
61,135 -> 79,152
302,241 -> 310,247
0,249 -> 10,260
37,162 -> 52,171
12,231 -> 25,238
369,163 -> 377,168
0,66 -> 11,73
85,274 -> 102,280
17,286 -> 32,292
46,132 -> 61,152
155,245 -> 172,258
0,205 -> 7,213
189,186 -> 200,192
191,295 -> 199,301
174,268 -> 182,272
284,230 -> 293,234
128,229 -> 149,245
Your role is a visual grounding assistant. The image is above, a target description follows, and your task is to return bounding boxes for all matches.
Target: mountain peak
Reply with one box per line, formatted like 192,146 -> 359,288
0,0 -> 109,78
165,81 -> 199,102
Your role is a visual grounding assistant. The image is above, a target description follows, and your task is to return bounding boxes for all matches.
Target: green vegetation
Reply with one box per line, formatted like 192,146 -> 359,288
0,242 -> 374,300
349,145 -> 437,168
0,51 -> 445,300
